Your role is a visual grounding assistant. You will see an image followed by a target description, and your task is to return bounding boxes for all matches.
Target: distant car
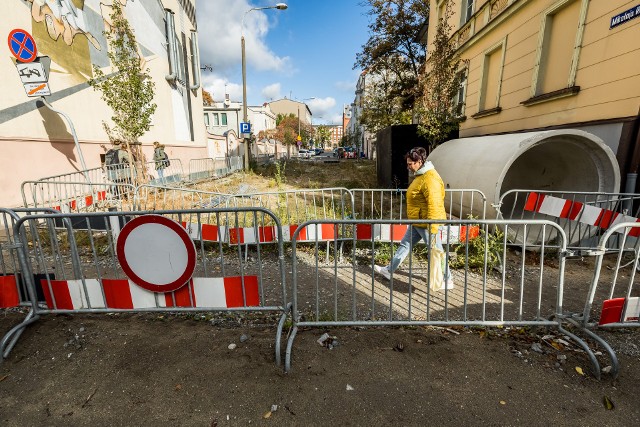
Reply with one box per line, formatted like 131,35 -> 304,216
298,149 -> 311,159
314,148 -> 324,155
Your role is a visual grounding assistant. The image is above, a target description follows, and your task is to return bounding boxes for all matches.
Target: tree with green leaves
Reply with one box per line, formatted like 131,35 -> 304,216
417,1 -> 467,150
359,70 -> 414,134
354,0 -> 429,133
315,125 -> 331,148
89,1 -> 156,151
273,113 -> 313,157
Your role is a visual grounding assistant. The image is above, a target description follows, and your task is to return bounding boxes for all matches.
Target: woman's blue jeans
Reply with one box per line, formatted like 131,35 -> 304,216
388,226 -> 451,280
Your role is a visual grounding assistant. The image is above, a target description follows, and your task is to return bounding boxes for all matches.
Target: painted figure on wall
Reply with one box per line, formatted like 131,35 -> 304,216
28,0 -> 101,49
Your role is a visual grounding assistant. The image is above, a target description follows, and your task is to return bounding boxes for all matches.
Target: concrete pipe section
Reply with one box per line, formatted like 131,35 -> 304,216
428,130 -> 620,244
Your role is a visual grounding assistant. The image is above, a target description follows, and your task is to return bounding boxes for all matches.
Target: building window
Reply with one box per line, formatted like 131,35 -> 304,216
204,113 -> 210,127
531,0 -> 588,98
478,38 -> 507,113
212,113 -> 219,126
455,69 -> 468,117
221,113 -> 228,126
461,0 -> 474,25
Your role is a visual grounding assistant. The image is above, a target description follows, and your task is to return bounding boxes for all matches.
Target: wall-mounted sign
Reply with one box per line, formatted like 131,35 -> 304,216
610,4 -> 640,29
16,58 -> 49,84
7,29 -> 37,63
23,82 -> 51,97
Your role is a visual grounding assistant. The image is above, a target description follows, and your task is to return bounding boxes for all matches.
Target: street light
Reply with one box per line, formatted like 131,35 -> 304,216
241,3 -> 288,170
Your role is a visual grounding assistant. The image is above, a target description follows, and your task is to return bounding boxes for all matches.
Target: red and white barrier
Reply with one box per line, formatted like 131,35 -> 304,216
355,224 -> 479,244
599,297 -> 640,325
53,190 -> 107,212
182,222 -> 226,242
182,222 -> 479,245
181,223 -> 339,244
0,275 -> 20,308
524,192 -> 640,236
40,276 -> 259,310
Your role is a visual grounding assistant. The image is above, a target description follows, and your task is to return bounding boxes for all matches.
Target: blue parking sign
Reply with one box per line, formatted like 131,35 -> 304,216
240,122 -> 251,134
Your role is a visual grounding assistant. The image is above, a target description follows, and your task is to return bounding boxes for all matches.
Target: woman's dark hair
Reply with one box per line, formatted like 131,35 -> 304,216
404,147 -> 427,164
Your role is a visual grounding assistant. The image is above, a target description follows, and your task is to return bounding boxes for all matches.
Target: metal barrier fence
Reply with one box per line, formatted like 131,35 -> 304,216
1,207 -> 62,357
189,158 -> 216,182
229,155 -> 244,173
21,181 -> 137,213
575,222 -> 640,331
144,159 -> 185,185
349,189 -> 487,221
498,189 -> 640,251
135,185 -> 233,211
255,153 -> 275,166
0,207 -> 290,366
283,218 -> 618,378
225,188 -> 354,225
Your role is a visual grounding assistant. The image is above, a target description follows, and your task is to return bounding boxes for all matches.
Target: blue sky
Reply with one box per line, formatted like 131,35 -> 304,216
195,0 -> 371,124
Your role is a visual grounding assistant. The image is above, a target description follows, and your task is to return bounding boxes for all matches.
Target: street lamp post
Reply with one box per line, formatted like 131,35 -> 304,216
241,3 -> 288,171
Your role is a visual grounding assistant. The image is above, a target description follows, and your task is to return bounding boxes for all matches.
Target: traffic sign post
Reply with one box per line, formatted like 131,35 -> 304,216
240,122 -> 251,137
15,56 -> 49,84
116,215 -> 197,293
8,29 -> 37,63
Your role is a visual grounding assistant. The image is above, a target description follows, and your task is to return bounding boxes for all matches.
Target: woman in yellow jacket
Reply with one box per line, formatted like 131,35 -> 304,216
374,147 -> 452,287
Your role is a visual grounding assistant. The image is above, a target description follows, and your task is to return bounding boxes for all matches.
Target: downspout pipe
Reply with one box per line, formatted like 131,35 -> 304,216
38,97 -> 90,184
189,30 -> 200,90
165,9 -> 177,83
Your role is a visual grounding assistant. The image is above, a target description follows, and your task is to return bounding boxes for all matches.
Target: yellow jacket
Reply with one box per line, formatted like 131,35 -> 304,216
406,162 -> 446,234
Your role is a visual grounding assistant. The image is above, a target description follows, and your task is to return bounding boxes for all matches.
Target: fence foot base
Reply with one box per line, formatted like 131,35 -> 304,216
563,317 -> 620,380
1,310 -> 40,361
284,325 -> 298,373
275,303 -> 291,367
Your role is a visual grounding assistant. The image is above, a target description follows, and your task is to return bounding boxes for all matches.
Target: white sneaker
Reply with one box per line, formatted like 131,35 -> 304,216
374,265 -> 391,280
444,277 -> 454,290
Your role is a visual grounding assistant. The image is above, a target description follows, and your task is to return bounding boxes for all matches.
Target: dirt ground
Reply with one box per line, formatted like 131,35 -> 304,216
0,311 -> 639,426
2,160 -> 640,425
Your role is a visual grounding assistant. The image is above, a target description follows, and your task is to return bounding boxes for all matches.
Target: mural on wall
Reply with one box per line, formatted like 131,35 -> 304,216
3,0 -> 195,142
28,0 -> 101,50
24,0 -> 160,83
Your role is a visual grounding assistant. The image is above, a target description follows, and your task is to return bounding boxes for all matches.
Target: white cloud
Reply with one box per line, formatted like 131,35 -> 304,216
261,83 -> 281,101
202,74 -> 243,102
307,97 -> 336,120
196,0 -> 292,77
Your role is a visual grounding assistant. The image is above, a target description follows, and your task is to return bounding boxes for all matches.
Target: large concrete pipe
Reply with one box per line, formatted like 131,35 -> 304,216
428,129 -> 620,232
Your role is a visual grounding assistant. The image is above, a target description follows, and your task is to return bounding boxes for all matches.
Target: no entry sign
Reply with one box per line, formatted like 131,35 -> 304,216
8,29 -> 37,63
116,215 -> 196,292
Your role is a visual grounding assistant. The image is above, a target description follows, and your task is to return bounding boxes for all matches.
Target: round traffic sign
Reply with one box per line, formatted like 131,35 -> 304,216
8,29 -> 37,63
116,215 -> 197,293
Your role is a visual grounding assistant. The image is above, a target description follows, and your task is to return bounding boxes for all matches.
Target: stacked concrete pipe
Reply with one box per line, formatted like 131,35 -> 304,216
428,129 -> 621,245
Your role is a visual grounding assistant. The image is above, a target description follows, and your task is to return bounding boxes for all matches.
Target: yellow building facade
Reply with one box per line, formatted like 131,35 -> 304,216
428,0 -> 640,187
0,0 -> 206,207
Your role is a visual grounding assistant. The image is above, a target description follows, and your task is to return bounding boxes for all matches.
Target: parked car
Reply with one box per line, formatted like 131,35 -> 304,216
298,149 -> 311,159
314,148 -> 324,155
